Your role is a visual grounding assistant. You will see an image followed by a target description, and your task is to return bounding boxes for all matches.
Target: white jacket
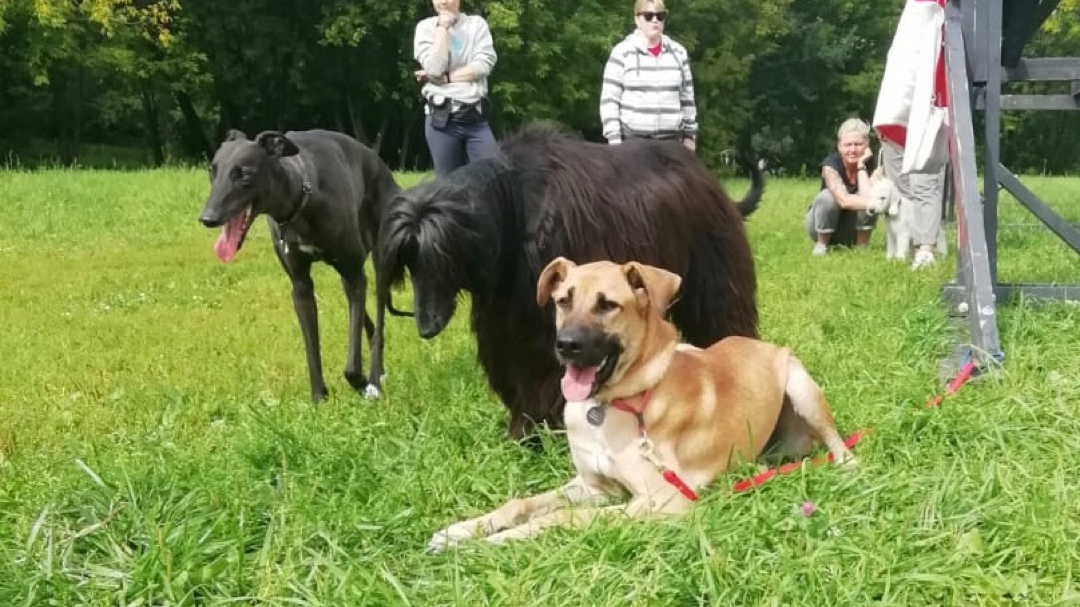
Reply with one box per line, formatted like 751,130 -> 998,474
414,14 -> 496,105
872,0 -> 947,173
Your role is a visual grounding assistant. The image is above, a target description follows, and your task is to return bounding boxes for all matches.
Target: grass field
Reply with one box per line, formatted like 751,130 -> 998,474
2,166 -> 1080,605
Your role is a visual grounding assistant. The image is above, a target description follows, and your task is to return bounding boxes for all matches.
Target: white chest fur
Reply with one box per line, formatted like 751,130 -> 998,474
563,400 -> 643,490
564,398 -> 705,504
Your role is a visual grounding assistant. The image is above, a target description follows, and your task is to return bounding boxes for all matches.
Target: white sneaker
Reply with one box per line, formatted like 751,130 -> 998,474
812,243 -> 828,257
911,250 -> 935,269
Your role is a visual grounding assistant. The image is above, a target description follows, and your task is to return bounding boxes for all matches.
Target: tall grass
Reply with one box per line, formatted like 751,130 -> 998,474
1,167 -> 1079,605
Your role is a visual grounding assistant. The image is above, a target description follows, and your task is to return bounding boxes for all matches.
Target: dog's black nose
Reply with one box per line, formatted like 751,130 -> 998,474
200,215 -> 222,228
555,335 -> 582,358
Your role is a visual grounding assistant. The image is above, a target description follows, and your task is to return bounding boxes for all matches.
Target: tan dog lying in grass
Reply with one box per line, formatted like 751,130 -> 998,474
428,258 -> 854,551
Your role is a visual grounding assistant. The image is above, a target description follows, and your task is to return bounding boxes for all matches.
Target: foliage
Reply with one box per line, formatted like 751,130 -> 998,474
1,0 -> 1079,171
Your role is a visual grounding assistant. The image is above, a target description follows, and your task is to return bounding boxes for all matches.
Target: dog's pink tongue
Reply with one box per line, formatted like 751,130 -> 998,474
561,365 -> 598,402
213,213 -> 246,262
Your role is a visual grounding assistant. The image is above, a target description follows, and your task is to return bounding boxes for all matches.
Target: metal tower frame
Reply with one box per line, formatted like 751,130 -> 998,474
940,0 -> 1080,367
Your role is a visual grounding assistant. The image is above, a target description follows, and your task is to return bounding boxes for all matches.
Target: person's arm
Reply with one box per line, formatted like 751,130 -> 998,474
600,47 -> 626,144
823,147 -> 874,210
447,17 -> 496,84
678,49 -> 698,151
414,13 -> 454,81
822,165 -> 871,210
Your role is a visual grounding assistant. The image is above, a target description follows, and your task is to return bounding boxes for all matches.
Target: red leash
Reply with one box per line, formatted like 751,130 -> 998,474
733,357 -> 981,493
611,391 -> 700,501
925,359 -> 976,408
732,430 -> 868,493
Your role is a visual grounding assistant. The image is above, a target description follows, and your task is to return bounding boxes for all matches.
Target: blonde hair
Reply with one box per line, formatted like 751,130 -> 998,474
634,0 -> 666,16
837,117 -> 870,140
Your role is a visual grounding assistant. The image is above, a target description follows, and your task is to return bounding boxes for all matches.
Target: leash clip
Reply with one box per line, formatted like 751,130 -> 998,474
637,435 -> 664,469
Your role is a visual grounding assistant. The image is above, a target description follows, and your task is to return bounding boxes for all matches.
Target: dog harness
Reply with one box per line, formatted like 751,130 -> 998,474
610,391 -> 699,502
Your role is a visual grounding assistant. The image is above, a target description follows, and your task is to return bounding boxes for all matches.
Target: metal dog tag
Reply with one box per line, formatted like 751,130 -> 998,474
586,405 -> 606,426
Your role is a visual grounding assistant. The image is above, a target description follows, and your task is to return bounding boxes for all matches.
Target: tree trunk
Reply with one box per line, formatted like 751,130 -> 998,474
373,113 -> 387,155
142,88 -> 165,166
213,79 -> 242,140
50,70 -> 74,164
400,116 -> 413,171
174,89 -> 213,160
346,90 -> 369,145
72,65 -> 86,160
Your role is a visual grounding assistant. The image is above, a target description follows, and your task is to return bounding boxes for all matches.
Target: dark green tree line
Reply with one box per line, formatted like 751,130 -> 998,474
0,0 -> 1076,172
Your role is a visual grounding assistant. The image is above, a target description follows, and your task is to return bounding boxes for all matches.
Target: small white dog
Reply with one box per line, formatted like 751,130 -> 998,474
868,169 -> 946,261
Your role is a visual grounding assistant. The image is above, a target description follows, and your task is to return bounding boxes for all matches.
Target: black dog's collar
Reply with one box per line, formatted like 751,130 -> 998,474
277,154 -> 313,227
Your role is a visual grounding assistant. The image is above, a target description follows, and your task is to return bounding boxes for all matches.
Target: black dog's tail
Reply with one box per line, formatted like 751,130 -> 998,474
735,155 -> 765,219
362,291 -> 414,340
387,296 -> 413,317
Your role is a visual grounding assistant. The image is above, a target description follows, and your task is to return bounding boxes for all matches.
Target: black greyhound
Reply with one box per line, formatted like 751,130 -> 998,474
199,129 -> 402,402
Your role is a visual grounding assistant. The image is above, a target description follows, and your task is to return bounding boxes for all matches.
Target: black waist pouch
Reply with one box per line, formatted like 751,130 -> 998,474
454,98 -> 491,124
455,104 -> 481,124
428,98 -> 451,130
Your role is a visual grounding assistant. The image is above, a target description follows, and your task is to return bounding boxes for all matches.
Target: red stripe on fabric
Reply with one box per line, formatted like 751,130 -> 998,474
878,124 -> 907,148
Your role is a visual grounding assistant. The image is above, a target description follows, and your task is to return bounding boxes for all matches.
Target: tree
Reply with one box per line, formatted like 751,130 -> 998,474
2,0 -> 1079,172
745,0 -> 898,173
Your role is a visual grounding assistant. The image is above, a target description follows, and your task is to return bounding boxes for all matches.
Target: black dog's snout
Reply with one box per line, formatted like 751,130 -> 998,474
417,312 -> 446,340
199,213 -> 223,228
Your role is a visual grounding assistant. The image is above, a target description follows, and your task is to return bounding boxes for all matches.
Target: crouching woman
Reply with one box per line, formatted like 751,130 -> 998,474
805,118 -> 879,256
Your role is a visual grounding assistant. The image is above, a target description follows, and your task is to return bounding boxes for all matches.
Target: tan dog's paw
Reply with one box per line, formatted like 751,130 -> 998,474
483,525 -> 531,545
835,452 -> 859,469
427,520 -> 485,553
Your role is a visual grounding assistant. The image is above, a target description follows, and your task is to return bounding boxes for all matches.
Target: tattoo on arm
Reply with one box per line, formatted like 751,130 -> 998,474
822,167 -> 851,207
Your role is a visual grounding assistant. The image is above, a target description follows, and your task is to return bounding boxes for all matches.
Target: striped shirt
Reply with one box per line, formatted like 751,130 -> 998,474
600,32 -> 698,144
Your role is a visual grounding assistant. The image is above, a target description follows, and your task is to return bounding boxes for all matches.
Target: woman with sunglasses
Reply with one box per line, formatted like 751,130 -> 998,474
413,0 -> 498,176
600,0 -> 698,151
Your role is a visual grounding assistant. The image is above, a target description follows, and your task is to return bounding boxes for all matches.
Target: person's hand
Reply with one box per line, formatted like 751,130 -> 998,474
683,138 -> 696,152
859,147 -> 873,168
436,10 -> 457,29
414,69 -> 428,83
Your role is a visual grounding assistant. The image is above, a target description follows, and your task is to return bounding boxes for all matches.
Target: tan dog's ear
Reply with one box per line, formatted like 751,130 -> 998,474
623,262 -> 682,313
536,257 -> 576,306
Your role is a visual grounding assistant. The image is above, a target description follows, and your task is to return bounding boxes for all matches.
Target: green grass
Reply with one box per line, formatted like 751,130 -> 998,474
1,167 -> 1080,605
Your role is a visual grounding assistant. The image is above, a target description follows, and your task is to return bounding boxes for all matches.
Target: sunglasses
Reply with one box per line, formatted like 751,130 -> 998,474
637,10 -> 667,22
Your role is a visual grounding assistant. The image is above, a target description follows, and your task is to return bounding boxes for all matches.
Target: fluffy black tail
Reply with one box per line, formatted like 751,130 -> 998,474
735,155 -> 765,219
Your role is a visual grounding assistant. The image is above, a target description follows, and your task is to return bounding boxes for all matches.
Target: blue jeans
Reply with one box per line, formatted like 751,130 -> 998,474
424,114 -> 498,177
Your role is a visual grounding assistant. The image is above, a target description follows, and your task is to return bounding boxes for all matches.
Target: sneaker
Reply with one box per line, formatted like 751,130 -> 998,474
911,250 -> 935,269
812,243 -> 828,257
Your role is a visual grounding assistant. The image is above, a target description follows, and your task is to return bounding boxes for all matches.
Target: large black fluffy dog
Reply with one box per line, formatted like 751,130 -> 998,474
200,129 -> 400,402
378,125 -> 761,438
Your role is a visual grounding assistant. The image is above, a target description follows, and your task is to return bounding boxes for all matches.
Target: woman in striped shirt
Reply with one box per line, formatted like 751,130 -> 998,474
600,0 -> 698,151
